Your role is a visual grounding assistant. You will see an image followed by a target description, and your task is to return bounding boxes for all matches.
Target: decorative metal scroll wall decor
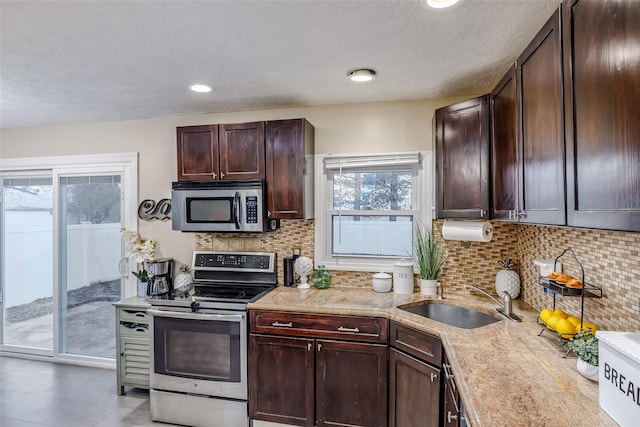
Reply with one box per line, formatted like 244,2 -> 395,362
138,198 -> 171,221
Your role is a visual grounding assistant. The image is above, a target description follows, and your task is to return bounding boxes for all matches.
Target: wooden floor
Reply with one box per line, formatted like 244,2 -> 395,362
0,355 -> 164,427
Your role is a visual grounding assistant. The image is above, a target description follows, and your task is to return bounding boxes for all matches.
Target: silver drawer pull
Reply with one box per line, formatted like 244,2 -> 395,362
120,321 -> 148,330
337,326 -> 360,333
443,362 -> 454,380
272,321 -> 293,327
448,411 -> 458,423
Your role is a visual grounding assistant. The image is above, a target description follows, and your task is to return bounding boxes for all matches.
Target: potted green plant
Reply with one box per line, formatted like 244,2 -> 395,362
567,328 -> 599,382
413,223 -> 447,295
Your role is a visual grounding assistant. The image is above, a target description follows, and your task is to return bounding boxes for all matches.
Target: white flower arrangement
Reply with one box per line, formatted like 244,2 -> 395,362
121,228 -> 157,281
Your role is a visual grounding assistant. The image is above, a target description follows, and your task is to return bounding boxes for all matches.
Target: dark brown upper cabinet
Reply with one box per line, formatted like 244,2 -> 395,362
219,121 -> 265,180
435,95 -> 491,219
176,122 -> 265,181
515,7 -> 566,226
176,125 -> 219,181
491,65 -> 519,221
563,0 -> 640,232
266,119 -> 315,220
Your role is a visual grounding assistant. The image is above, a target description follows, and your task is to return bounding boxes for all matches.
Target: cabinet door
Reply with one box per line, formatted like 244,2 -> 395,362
119,337 -> 150,388
219,121 -> 265,180
316,340 -> 388,427
249,335 -> 315,426
266,119 -> 314,219
435,95 -> 490,219
491,66 -> 519,221
442,353 -> 460,427
389,349 -> 440,427
563,0 -> 640,231
516,8 -> 565,225
176,125 -> 219,181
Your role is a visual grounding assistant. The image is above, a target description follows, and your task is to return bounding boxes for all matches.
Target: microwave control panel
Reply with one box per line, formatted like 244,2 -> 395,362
246,196 -> 258,224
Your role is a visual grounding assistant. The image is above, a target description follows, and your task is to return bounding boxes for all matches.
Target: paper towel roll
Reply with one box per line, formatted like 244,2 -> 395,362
441,221 -> 493,242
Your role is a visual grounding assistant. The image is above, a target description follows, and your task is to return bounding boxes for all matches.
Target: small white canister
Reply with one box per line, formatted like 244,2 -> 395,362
393,259 -> 414,294
372,272 -> 392,293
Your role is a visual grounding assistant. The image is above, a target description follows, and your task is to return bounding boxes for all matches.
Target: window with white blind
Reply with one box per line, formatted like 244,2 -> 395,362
314,152 -> 432,271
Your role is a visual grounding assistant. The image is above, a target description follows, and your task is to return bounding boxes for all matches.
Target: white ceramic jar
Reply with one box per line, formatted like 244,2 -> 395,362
372,272 -> 392,293
393,259 -> 414,294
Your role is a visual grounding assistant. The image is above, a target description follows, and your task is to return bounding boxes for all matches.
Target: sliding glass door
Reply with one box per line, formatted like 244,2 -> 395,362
0,153 -> 137,363
1,176 -> 54,352
58,174 -> 123,358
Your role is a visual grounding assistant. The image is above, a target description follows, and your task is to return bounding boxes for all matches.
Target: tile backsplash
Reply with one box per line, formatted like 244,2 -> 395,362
197,219 -> 640,332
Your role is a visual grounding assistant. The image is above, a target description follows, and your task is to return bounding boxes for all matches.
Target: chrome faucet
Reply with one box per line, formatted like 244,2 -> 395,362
463,285 -> 521,322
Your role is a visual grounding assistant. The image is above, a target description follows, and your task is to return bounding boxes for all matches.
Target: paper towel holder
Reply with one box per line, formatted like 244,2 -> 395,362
441,220 -> 493,243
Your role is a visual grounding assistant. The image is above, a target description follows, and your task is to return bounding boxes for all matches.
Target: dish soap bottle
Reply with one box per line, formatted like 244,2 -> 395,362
311,265 -> 332,289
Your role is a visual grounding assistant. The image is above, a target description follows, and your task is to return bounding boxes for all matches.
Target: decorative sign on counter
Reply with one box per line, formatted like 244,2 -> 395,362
138,198 -> 171,221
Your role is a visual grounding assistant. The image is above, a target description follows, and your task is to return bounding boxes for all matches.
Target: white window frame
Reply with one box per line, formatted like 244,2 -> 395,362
314,151 -> 432,272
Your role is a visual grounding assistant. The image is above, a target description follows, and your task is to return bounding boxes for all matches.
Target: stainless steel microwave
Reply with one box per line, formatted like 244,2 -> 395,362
171,180 -> 276,232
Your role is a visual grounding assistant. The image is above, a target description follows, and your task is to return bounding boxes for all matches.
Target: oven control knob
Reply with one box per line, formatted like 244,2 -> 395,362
190,301 -> 200,312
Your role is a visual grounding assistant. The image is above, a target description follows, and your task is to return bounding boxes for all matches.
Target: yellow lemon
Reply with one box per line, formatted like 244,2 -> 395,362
566,316 -> 581,328
552,309 -> 567,319
539,308 -> 553,324
556,318 -> 576,338
580,322 -> 597,336
546,315 -> 562,330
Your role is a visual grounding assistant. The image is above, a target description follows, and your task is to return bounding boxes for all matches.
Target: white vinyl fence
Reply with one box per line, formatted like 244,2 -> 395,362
4,210 -> 121,306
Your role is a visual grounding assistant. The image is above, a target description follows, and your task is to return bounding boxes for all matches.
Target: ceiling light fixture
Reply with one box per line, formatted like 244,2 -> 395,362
348,69 -> 376,82
189,84 -> 212,93
426,0 -> 459,9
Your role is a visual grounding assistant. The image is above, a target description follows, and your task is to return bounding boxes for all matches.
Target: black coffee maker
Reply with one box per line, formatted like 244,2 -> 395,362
147,258 -> 173,296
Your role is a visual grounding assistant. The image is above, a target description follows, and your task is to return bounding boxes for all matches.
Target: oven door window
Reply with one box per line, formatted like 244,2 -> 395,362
186,197 -> 234,223
154,316 -> 241,382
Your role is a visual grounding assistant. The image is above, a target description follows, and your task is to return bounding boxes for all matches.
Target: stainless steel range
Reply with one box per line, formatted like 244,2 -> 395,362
147,251 -> 276,427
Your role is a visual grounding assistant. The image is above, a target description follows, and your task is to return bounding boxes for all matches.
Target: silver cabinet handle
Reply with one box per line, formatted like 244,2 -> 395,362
272,321 -> 293,327
317,343 -> 322,352
337,326 -> 360,333
443,363 -> 454,380
212,172 -> 217,179
517,210 -> 526,218
308,343 -> 312,352
480,209 -> 486,218
431,373 -> 438,382
448,411 -> 458,423
220,172 -> 225,179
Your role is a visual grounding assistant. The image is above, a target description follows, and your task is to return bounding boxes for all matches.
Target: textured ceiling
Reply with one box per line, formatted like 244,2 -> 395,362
0,0 -> 561,129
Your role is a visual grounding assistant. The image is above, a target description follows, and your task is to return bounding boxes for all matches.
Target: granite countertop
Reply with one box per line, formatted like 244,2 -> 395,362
248,286 -> 618,427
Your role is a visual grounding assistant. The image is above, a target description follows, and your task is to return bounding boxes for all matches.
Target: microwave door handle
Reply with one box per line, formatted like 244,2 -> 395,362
233,191 -> 241,230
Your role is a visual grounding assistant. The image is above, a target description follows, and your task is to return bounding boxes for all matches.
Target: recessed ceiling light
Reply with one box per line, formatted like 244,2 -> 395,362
348,69 -> 376,82
426,0 -> 459,9
189,84 -> 212,93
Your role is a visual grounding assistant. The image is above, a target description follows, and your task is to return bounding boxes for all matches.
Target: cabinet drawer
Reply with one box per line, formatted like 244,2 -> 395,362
390,322 -> 442,367
250,310 -> 388,344
119,322 -> 149,338
119,308 -> 150,323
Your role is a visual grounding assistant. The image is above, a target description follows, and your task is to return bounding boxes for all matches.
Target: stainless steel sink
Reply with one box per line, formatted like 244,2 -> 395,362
400,302 -> 501,329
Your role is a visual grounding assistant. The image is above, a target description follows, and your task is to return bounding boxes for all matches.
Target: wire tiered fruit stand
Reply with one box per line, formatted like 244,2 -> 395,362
536,248 -> 602,356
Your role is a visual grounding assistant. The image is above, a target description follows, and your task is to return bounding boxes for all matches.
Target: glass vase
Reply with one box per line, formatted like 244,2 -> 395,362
311,265 -> 332,289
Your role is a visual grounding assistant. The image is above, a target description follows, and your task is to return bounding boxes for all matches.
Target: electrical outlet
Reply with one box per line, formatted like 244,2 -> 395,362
293,247 -> 301,257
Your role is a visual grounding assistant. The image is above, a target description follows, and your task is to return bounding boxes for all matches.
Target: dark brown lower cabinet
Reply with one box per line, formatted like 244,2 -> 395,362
249,335 -> 315,426
443,353 -> 462,427
316,340 -> 387,427
389,349 -> 440,427
249,311 -> 388,427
